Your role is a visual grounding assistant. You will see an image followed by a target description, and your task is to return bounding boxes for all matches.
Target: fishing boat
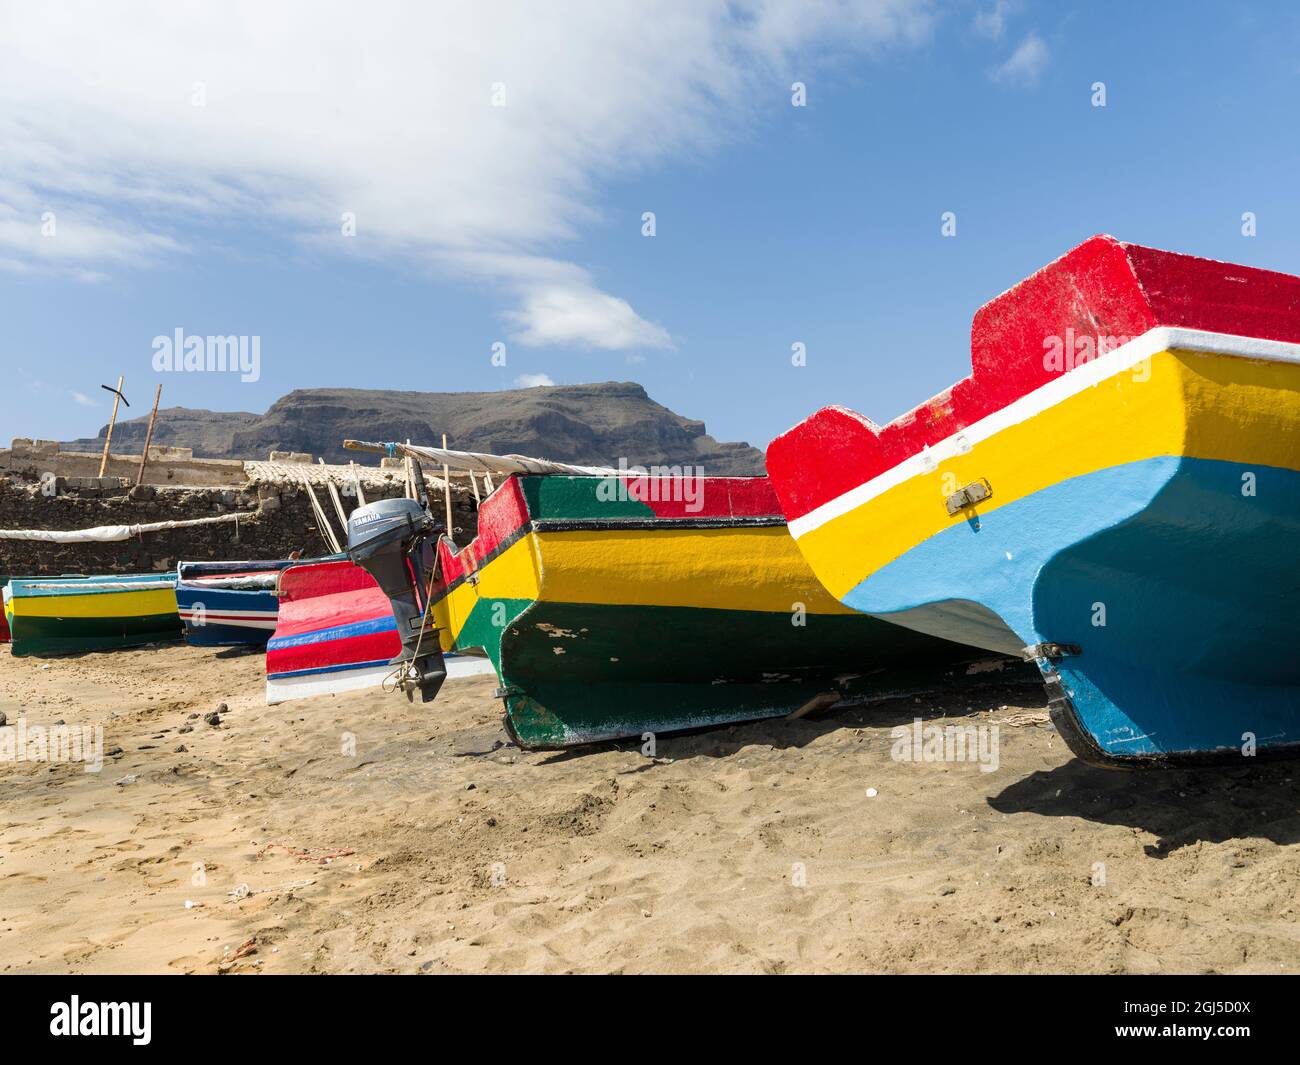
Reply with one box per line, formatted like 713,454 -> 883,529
264,557 -> 492,704
766,235 -> 1300,767
3,572 -> 182,656
338,444 -> 1028,749
175,559 -> 299,647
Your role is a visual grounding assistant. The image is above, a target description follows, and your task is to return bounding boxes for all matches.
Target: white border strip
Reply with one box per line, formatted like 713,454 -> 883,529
266,664 -> 391,705
788,327 -> 1300,539
265,656 -> 496,705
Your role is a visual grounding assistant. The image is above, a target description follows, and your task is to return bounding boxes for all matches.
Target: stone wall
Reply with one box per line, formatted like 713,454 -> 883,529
0,475 -> 479,578
1,439 -> 246,488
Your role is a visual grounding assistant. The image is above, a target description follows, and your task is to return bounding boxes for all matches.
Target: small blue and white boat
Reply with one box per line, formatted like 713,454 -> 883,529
175,559 -> 296,647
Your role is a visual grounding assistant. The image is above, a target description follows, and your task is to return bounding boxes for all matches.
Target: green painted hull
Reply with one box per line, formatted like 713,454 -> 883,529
7,612 -> 184,657
452,597 -> 1032,749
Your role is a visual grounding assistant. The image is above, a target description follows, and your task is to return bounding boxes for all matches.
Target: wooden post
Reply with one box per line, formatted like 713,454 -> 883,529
98,375 -> 125,477
135,384 -> 163,487
441,433 -> 454,536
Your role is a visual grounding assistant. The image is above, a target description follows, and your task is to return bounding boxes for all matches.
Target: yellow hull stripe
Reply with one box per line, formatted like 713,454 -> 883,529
433,523 -> 855,649
796,348 -> 1300,599
8,588 -> 179,620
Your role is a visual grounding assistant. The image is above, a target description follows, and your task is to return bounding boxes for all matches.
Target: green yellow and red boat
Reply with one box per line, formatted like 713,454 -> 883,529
338,444 -> 1032,749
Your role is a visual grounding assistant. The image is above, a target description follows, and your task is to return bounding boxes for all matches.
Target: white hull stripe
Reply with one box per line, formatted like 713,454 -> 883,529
180,610 -> 277,623
265,656 -> 495,705
787,326 -> 1300,540
182,617 -> 278,630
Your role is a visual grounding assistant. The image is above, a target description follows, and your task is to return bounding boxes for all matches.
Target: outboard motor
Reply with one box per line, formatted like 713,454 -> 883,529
346,477 -> 447,703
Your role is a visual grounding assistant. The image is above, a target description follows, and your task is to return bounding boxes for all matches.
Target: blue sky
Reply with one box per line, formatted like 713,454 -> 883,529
3,1 -> 1300,453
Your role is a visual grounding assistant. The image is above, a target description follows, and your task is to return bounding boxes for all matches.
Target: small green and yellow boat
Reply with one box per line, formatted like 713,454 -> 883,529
3,573 -> 182,656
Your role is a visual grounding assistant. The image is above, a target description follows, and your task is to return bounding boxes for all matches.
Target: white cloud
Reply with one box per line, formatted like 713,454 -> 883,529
0,1 -> 933,351
71,391 -> 99,407
990,32 -> 1048,86
514,373 -> 556,388
973,1 -> 1015,40
506,284 -> 673,350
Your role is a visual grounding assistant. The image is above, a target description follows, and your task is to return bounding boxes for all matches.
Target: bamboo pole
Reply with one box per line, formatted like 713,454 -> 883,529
441,433 -> 453,536
98,375 -> 125,478
326,476 -> 350,529
302,476 -> 342,554
350,461 -> 367,507
135,384 -> 163,487
318,458 -> 350,527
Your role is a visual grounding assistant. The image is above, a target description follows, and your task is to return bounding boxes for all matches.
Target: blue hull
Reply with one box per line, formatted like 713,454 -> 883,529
845,456 -> 1300,765
175,561 -> 290,648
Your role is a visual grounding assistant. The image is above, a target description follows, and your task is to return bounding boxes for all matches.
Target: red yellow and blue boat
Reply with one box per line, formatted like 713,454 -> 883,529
767,235 -> 1300,767
264,557 -> 493,704
339,456 -> 1030,749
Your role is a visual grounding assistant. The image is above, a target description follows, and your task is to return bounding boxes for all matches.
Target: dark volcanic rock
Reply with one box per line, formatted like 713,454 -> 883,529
64,406 -> 261,457
63,382 -> 765,475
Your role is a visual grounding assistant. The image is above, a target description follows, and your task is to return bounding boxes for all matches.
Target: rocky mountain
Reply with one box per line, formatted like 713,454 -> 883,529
64,382 -> 766,475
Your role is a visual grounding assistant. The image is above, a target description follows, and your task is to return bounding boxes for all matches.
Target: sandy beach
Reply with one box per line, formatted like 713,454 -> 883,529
1,642 -> 1297,974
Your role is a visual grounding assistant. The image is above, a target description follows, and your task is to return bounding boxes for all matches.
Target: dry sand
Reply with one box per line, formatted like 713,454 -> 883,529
1,642 -> 1297,974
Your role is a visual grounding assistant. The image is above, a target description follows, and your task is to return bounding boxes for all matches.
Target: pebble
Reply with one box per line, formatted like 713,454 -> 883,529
203,712 -> 221,727
174,744 -> 188,753
116,774 -> 139,786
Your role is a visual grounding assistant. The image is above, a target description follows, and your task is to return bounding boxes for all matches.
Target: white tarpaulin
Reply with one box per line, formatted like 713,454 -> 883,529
0,511 -> 248,543
344,439 -> 619,477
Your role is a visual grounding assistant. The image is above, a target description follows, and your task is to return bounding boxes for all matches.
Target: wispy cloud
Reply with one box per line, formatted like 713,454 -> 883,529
973,1 -> 1015,41
71,391 -> 100,408
990,31 -> 1049,87
514,372 -> 556,388
0,1 -> 934,353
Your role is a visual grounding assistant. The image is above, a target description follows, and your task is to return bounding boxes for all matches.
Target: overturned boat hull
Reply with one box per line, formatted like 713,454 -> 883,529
768,235 -> 1300,767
